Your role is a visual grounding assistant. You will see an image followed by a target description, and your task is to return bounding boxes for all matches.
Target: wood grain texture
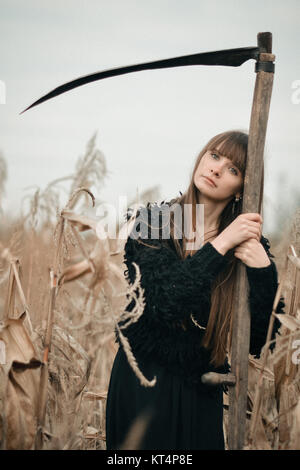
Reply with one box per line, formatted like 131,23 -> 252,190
228,32 -> 275,450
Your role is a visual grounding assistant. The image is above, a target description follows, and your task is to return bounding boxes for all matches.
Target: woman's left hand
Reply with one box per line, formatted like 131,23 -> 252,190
234,238 -> 271,268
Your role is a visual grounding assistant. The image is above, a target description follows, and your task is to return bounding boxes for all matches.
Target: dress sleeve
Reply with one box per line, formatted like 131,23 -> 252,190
246,235 -> 286,358
123,206 -> 230,327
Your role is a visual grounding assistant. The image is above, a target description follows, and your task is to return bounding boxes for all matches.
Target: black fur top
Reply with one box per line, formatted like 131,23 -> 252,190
115,200 -> 285,390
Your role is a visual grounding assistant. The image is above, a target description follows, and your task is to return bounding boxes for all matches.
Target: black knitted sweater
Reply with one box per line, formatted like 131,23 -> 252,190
115,200 -> 285,390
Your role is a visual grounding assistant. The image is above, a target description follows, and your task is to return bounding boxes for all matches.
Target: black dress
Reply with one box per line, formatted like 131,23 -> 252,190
106,346 -> 224,450
105,201 -> 285,450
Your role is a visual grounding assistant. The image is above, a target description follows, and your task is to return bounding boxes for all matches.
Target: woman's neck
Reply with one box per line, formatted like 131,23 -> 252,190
196,193 -> 227,232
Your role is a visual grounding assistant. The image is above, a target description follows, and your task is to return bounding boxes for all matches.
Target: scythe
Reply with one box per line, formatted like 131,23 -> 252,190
20,32 -> 275,450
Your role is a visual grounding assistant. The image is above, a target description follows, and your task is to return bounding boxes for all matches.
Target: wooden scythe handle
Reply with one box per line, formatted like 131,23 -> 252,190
227,31 -> 275,450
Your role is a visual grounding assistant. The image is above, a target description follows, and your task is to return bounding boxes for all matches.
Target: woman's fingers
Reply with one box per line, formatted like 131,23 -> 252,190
245,220 -> 261,239
247,220 -> 262,229
251,229 -> 260,240
243,213 -> 263,223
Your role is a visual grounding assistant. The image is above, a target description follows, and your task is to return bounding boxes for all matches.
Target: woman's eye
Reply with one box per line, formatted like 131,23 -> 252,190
210,152 -> 238,175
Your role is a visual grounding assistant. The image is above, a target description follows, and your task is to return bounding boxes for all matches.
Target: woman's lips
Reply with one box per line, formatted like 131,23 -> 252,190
203,176 -> 217,187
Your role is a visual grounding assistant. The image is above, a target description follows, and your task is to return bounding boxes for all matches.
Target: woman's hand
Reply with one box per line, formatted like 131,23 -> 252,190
234,238 -> 271,268
211,213 -> 262,255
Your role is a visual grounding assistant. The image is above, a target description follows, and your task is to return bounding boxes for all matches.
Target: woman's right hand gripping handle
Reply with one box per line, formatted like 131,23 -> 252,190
211,213 -> 263,256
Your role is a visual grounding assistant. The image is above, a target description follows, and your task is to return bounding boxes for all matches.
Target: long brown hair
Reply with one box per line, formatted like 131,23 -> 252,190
166,130 -> 264,367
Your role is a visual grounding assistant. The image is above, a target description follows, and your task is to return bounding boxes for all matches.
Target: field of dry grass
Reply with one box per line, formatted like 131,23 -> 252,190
0,134 -> 299,450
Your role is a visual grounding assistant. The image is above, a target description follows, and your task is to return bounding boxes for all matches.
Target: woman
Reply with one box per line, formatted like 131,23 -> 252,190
105,130 -> 285,450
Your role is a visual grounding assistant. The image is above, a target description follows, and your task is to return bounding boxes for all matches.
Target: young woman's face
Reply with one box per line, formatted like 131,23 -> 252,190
193,145 -> 244,202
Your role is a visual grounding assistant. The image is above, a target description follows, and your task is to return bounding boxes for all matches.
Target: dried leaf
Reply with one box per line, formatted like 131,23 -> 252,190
61,210 -> 98,232
275,314 -> 300,331
61,259 -> 90,283
0,311 -> 42,450
83,391 -> 107,401
249,357 -> 274,381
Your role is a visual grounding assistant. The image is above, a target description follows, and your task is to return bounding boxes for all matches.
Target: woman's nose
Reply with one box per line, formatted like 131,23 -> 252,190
210,167 -> 221,176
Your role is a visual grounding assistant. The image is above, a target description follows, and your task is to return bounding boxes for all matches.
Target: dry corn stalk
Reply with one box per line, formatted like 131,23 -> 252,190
248,247 -> 290,446
248,209 -> 300,449
58,204 -> 157,387
272,212 -> 300,449
0,242 -> 42,450
274,280 -> 300,445
34,187 -> 95,450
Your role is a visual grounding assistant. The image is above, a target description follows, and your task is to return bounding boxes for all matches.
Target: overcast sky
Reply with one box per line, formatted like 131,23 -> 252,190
1,0 -> 299,233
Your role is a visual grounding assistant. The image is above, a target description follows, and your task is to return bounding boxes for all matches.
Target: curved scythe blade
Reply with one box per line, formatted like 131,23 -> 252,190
20,46 -> 259,114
